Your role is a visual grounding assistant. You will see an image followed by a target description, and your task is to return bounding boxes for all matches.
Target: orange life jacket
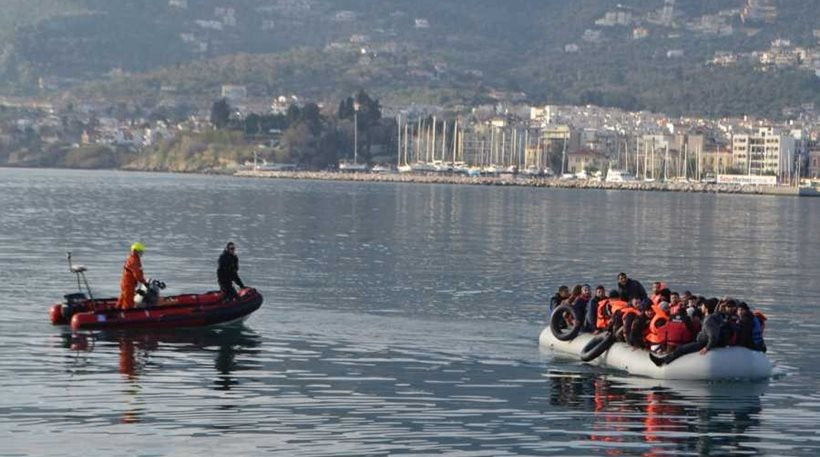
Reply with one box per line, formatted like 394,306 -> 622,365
595,298 -> 611,330
669,302 -> 684,315
608,299 -> 629,316
645,310 -> 669,344
621,307 -> 640,318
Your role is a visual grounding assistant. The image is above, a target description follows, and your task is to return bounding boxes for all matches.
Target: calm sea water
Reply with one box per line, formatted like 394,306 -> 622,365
0,168 -> 818,456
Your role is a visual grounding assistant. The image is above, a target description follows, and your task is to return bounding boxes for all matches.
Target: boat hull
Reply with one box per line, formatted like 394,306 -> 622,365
539,327 -> 772,381
50,288 -> 263,330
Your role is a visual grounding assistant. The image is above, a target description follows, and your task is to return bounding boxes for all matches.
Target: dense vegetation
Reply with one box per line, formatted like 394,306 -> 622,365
0,0 -> 817,118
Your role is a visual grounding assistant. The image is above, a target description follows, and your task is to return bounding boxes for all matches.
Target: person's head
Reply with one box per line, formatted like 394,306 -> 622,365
686,306 -> 698,318
651,281 -> 664,294
737,301 -> 751,316
595,285 -> 606,298
670,292 -> 680,304
225,242 -> 237,254
558,285 -> 570,298
617,272 -> 628,286
686,296 -> 698,308
571,284 -> 583,297
703,298 -> 719,315
608,289 -> 620,299
718,302 -> 729,314
130,242 -> 145,257
660,288 -> 671,302
682,291 -> 692,301
581,284 -> 591,296
658,301 -> 670,314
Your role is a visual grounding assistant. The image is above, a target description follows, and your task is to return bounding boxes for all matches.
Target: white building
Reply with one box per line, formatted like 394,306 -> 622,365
221,84 -> 247,102
732,127 -> 795,179
414,18 -> 430,29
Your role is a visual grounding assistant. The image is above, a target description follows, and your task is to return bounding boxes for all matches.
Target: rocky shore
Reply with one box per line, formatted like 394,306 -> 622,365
234,170 -> 817,197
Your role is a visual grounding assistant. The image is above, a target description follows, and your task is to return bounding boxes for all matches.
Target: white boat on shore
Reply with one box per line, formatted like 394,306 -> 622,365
539,327 -> 772,381
339,161 -> 369,172
605,169 -> 637,183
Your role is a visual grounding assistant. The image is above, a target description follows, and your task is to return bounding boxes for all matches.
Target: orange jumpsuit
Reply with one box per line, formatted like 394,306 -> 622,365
117,252 -> 146,310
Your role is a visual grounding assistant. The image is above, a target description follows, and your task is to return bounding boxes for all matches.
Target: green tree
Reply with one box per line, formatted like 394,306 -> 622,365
338,90 -> 382,159
210,98 -> 231,129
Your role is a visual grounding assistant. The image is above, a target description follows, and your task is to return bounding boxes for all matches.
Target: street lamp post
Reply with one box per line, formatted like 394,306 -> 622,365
353,100 -> 361,165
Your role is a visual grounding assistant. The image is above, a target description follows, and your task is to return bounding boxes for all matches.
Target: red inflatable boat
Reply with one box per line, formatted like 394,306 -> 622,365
50,287 -> 263,330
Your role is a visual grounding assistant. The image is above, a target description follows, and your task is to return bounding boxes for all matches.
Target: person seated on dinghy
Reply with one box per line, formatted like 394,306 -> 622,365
649,281 -> 666,307
736,302 -> 767,353
549,285 -> 570,314
584,285 -> 606,332
718,299 -> 740,346
624,299 -> 652,349
117,242 -> 149,310
595,290 -> 625,333
650,298 -> 726,366
609,296 -> 636,343
645,300 -> 670,353
654,288 -> 671,313
217,241 -> 246,300
664,300 -> 699,352
617,272 -> 647,302
669,291 -> 683,314
568,284 -> 591,330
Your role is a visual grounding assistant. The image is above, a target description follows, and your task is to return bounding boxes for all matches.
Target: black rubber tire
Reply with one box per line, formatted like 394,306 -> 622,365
550,304 -> 582,341
580,331 -> 615,362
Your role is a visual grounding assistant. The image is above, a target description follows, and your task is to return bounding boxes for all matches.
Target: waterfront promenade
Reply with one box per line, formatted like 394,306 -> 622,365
235,170 -> 819,197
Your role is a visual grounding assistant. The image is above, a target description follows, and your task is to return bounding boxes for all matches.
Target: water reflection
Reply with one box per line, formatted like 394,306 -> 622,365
62,326 -> 262,391
547,371 -> 767,456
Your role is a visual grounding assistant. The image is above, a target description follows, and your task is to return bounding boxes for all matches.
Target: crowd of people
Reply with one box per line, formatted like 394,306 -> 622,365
549,272 -> 768,366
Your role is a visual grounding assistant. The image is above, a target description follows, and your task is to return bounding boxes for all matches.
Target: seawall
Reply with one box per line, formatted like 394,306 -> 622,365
234,170 -> 818,197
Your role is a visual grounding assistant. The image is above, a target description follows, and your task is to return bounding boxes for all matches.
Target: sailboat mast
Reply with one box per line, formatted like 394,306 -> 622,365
490,127 -> 495,166
560,137 -> 567,176
416,117 -> 422,164
452,120 -> 458,164
396,114 -> 401,168
431,116 -> 437,162
403,119 -> 409,166
441,119 -> 447,164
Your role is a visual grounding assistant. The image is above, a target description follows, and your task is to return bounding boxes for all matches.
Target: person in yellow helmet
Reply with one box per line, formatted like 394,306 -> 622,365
117,243 -> 148,310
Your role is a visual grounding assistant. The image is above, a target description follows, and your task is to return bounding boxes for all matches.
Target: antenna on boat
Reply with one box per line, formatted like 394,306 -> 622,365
67,252 -> 94,301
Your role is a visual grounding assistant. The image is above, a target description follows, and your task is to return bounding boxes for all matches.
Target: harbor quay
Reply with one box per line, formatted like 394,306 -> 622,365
234,170 -> 820,197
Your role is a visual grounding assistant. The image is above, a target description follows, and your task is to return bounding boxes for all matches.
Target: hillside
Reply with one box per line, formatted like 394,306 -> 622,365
1,0 -> 818,118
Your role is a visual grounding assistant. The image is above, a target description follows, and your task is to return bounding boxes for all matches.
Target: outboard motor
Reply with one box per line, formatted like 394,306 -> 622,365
135,279 -> 167,308
60,292 -> 88,319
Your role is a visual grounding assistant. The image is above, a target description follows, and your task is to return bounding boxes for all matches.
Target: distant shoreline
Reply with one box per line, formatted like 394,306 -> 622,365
235,170 -> 819,197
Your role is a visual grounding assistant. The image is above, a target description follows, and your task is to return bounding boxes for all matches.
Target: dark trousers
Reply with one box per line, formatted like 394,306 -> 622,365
220,282 -> 238,300
662,340 -> 705,364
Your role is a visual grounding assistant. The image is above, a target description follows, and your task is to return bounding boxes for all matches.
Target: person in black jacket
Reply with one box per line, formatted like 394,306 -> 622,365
549,285 -> 570,314
217,242 -> 245,299
650,298 -> 725,366
617,272 -> 647,302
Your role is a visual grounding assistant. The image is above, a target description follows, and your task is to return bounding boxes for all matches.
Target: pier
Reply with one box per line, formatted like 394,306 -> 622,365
234,170 -> 819,197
